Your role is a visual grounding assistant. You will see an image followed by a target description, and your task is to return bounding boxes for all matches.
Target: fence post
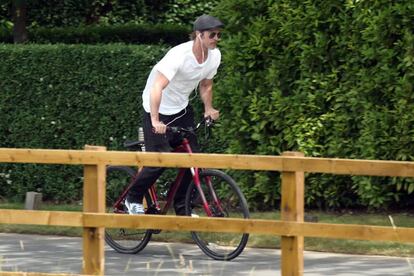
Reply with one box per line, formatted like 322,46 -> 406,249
281,151 -> 305,276
82,145 -> 106,275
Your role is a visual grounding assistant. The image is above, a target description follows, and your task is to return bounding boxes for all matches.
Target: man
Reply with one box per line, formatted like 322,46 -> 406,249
125,14 -> 224,215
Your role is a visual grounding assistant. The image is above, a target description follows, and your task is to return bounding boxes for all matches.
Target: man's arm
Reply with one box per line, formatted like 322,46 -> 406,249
199,79 -> 219,120
150,72 -> 170,134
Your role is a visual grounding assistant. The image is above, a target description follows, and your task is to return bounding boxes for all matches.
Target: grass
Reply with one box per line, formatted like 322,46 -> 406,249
1,203 -> 414,257
249,211 -> 414,257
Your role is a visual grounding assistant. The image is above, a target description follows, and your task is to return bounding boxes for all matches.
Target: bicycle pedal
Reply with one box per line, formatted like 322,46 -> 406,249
146,206 -> 161,215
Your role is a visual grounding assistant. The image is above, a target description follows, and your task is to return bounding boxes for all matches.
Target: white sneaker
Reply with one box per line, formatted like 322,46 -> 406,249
125,199 -> 145,215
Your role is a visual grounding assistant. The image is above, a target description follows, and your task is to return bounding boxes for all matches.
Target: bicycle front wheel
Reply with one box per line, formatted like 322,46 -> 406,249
105,166 -> 152,254
185,169 -> 250,261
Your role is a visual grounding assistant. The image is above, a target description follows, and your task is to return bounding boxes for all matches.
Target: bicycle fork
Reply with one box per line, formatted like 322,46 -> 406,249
195,171 -> 226,217
204,175 -> 225,216
191,167 -> 213,217
180,138 -> 214,217
181,137 -> 225,217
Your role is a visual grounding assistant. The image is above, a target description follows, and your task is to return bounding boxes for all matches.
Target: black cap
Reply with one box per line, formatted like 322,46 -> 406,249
193,14 -> 224,31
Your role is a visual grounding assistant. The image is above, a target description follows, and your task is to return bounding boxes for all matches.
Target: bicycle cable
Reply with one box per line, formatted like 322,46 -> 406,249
165,107 -> 187,126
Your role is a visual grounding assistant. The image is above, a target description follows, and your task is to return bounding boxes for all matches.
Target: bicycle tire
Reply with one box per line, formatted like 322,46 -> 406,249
185,169 -> 250,261
105,166 -> 152,254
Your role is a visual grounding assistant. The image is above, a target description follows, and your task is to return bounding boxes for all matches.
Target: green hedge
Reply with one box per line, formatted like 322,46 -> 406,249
0,43 -> 169,202
215,0 -> 414,210
0,24 -> 190,45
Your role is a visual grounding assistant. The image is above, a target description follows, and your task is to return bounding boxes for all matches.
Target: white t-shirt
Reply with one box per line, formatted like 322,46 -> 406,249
142,40 -> 221,115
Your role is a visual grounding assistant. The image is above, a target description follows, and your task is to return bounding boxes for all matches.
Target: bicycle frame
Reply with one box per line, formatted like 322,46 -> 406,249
112,136 -> 224,217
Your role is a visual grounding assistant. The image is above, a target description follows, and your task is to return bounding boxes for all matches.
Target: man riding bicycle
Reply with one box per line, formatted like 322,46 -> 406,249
125,14 -> 224,215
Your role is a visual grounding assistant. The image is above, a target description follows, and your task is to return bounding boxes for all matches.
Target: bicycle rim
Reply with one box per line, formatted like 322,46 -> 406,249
105,166 -> 152,254
185,169 -> 249,260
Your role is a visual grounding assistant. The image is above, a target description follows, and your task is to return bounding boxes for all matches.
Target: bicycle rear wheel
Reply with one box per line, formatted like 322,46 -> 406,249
185,169 -> 250,261
105,166 -> 152,254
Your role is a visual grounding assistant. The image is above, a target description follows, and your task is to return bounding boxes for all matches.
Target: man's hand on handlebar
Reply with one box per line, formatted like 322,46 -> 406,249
204,108 -> 219,121
152,120 -> 167,134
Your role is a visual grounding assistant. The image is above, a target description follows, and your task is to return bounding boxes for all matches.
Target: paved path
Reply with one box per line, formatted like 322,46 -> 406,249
0,233 -> 413,275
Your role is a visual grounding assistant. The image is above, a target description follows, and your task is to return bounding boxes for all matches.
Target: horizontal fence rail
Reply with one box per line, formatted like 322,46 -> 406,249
0,272 -> 81,276
1,147 -> 414,276
1,148 -> 414,176
1,209 -> 414,243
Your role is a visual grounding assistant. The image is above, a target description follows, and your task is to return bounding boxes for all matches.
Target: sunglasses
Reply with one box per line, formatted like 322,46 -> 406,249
208,31 -> 222,39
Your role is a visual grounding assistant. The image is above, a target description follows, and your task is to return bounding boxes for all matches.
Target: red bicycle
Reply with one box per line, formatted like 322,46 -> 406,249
105,118 -> 250,261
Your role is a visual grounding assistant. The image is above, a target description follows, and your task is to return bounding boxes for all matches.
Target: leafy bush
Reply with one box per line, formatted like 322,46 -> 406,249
160,0 -> 220,25
215,0 -> 414,210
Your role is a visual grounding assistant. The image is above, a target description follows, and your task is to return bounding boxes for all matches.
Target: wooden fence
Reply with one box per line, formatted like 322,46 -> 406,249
1,146 -> 414,276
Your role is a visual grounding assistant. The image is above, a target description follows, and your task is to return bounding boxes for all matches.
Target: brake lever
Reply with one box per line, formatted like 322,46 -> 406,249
204,116 -> 214,127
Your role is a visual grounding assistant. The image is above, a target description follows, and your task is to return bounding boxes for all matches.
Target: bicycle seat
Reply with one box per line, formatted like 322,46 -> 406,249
123,140 -> 145,151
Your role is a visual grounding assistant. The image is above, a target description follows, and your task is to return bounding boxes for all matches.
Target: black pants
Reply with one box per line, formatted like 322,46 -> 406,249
126,106 -> 200,215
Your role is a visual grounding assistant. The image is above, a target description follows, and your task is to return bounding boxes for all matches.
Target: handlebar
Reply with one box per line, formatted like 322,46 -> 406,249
166,116 -> 215,135
124,117 -> 215,150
